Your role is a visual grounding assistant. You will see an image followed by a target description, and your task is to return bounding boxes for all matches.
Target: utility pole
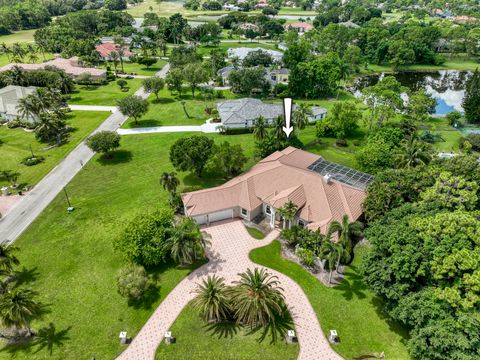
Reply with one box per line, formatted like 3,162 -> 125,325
63,187 -> 74,212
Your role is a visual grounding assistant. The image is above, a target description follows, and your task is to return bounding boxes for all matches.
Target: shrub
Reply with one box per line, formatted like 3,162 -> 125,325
224,127 -> 254,135
459,133 -> 480,152
296,247 -> 316,267
21,155 -> 45,166
7,119 -> 22,129
336,138 -> 347,147
446,111 -> 462,126
86,131 -> 121,157
215,90 -> 225,99
352,139 -> 361,146
117,264 -> 152,301
315,119 -> 335,137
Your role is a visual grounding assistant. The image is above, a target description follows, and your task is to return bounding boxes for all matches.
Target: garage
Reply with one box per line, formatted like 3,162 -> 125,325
194,209 -> 234,225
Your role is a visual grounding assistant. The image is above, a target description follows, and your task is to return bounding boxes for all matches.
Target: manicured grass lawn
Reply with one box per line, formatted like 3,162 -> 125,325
245,225 -> 265,239
101,60 -> 167,76
366,57 -> 480,73
0,132 -> 259,359
0,30 -> 36,45
196,42 -> 280,56
68,78 -> 144,106
155,304 -> 298,360
250,241 -> 411,360
0,111 -> 109,188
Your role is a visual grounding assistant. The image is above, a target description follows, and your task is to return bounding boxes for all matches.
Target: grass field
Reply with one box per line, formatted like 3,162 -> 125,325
0,30 -> 36,45
155,303 -> 299,359
196,42 -> 279,56
0,111 -> 109,188
101,59 -> 168,76
250,241 -> 411,360
68,78 -> 144,106
366,56 -> 480,73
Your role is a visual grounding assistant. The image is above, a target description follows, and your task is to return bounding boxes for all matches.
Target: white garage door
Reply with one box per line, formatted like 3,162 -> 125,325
208,209 -> 233,223
194,215 -> 207,225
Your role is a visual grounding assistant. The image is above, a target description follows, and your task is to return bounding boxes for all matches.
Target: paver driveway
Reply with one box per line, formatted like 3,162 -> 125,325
117,220 -> 342,360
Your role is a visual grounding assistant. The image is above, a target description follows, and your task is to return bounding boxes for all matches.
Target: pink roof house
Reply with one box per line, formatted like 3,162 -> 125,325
95,43 -> 134,61
285,22 -> 314,33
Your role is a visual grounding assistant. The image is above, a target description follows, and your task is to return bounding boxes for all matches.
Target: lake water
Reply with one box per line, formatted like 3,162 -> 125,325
351,70 -> 472,116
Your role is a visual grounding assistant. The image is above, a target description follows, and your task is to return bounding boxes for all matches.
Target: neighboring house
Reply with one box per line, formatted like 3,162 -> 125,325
182,147 -> 372,230
266,68 -> 289,85
0,57 -> 106,79
453,15 -> 477,23
217,65 -> 235,85
238,22 -> 260,32
284,22 -> 314,33
216,98 -> 327,128
338,21 -> 360,29
0,85 -> 37,122
227,47 -> 283,62
223,4 -> 240,10
100,36 -> 132,45
95,43 -> 134,61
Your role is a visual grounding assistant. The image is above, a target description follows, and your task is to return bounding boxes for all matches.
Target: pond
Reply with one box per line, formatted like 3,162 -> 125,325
351,70 -> 472,116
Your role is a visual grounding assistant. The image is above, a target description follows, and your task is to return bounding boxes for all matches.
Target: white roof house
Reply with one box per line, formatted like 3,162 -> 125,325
227,47 -> 283,62
0,85 -> 37,121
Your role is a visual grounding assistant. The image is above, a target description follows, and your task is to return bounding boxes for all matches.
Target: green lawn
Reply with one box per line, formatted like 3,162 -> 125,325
101,60 -> 167,76
68,78 -> 144,106
250,241 -> 411,360
155,303 -> 299,360
245,225 -> 265,239
0,111 -> 109,188
366,56 -> 480,73
0,30 -> 36,45
196,42 -> 280,56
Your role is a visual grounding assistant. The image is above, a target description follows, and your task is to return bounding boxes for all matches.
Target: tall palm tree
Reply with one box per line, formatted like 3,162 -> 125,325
320,239 -> 345,284
253,116 -> 268,141
0,288 -> 41,336
191,275 -> 230,322
0,244 -> 19,274
110,51 -> 120,77
327,214 -> 363,257
229,268 -> 285,327
160,172 -> 180,205
396,135 -> 431,168
293,103 -> 313,130
272,115 -> 285,143
278,201 -> 298,229
0,43 -> 11,62
165,217 -> 206,265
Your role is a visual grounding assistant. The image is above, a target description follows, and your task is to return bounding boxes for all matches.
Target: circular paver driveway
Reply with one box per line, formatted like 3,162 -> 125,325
117,220 -> 342,360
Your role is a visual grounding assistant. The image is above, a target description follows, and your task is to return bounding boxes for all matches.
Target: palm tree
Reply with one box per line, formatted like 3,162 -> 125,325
229,268 -> 285,327
0,244 -> 19,274
0,288 -> 41,337
191,275 -> 230,322
396,135 -> 431,168
160,172 -> 180,205
319,239 -> 345,284
293,103 -> 313,130
110,51 -> 120,77
253,116 -> 268,141
278,201 -> 298,229
327,214 -> 363,258
114,38 -> 126,73
272,115 -> 285,142
165,217 -> 206,265
0,43 -> 11,62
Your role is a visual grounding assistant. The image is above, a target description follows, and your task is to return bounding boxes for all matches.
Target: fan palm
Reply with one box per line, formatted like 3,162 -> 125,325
396,135 -> 432,168
327,214 -> 363,257
0,244 -> 19,274
160,172 -> 180,205
165,217 -> 206,265
229,268 -> 285,327
0,288 -> 41,336
293,103 -> 313,130
253,116 -> 268,141
192,275 -> 230,322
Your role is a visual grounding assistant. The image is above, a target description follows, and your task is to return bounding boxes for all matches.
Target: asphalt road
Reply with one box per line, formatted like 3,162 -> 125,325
0,65 -> 170,244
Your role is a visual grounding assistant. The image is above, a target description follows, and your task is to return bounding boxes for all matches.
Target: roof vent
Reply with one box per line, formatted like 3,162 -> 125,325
324,173 -> 333,184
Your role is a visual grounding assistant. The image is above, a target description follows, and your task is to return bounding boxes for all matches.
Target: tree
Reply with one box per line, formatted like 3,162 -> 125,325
115,210 -> 174,266
34,113 -> 68,144
164,217 -> 206,265
208,142 -> 247,178
117,264 -> 152,302
355,138 -> 395,174
86,131 -> 121,158
463,69 -> 480,124
327,214 -> 362,259
325,101 -> 361,139
320,238 -> 344,284
278,201 -> 298,229
104,0 -> 127,10
242,50 -> 273,68
272,116 -> 286,142
253,116 -> 268,141
229,268 -> 285,327
182,63 -> 208,98
293,103 -> 312,130
388,39 -> 415,70
160,171 -> 180,205
117,95 -> 149,125
0,245 -> 19,274
165,67 -> 184,95
282,40 -> 312,69
170,135 -> 214,177
138,57 -> 157,69
192,275 -> 230,322
142,77 -> 165,100
0,289 -> 41,337
406,89 -> 436,123
228,67 -> 270,96
116,79 -> 127,91
169,13 -> 188,44
395,135 -> 431,168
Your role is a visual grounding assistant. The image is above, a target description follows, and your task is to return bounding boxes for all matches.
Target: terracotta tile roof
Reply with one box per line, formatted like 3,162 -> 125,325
0,57 -> 106,77
285,22 -> 314,31
182,147 -> 367,232
95,43 -> 134,58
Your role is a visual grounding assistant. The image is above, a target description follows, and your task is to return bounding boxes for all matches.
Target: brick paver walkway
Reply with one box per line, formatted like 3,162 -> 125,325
117,220 -> 342,360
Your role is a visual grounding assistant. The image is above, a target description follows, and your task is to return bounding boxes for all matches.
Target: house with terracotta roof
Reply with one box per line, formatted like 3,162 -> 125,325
182,147 -> 372,231
0,57 -> 106,79
95,43 -> 134,61
285,22 -> 314,33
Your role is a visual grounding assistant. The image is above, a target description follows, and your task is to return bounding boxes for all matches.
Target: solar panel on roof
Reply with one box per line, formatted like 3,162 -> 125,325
307,158 -> 374,190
